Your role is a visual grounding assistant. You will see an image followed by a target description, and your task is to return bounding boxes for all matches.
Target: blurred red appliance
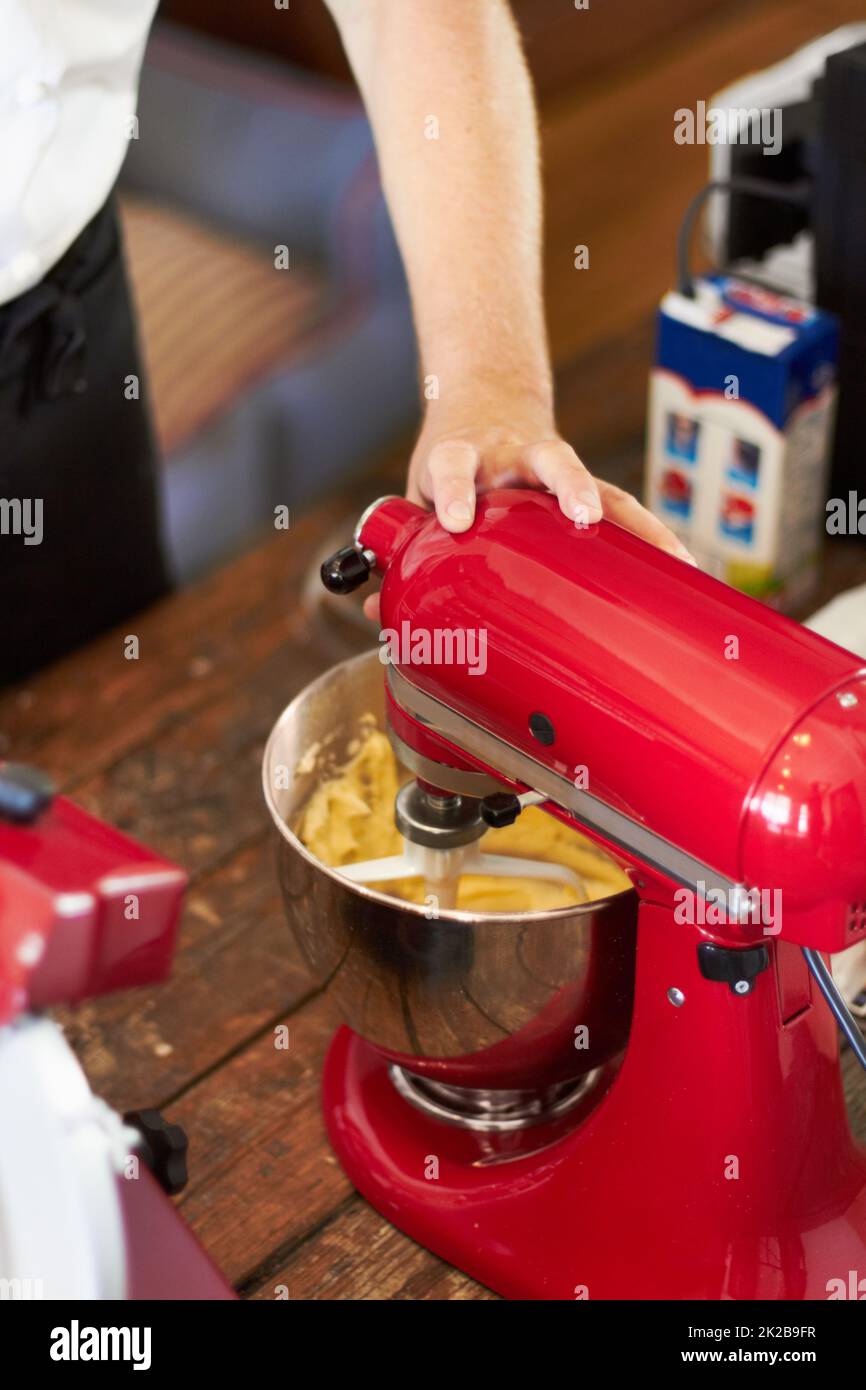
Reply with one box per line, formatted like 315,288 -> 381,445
0,767 -> 233,1300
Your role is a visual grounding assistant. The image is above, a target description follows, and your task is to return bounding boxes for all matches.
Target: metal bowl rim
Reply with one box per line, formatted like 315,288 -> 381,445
262,649 -> 634,927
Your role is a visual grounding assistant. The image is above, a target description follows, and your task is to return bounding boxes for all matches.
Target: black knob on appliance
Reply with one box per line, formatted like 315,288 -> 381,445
124,1108 -> 189,1195
0,763 -> 55,824
696,942 -> 770,996
321,545 -> 372,595
480,792 -> 523,828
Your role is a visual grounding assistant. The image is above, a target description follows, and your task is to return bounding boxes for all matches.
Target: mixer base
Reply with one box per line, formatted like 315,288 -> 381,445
323,1024 -> 866,1300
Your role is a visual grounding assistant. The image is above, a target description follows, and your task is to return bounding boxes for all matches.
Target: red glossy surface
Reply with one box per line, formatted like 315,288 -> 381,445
362,490 -> 866,952
742,677 -> 866,943
362,495 -> 426,569
122,1170 -> 235,1301
0,796 -> 185,1023
364,492 -> 859,871
325,903 -> 866,1299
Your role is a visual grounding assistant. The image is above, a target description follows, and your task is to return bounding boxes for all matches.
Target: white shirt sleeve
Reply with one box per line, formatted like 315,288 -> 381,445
0,0 -> 159,305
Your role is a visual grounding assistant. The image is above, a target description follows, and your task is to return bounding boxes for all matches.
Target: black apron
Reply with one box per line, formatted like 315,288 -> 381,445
0,197 -> 169,684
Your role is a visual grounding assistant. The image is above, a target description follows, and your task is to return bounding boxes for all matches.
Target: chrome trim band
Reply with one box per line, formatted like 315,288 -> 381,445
388,1065 -> 602,1132
386,725 -> 503,797
353,495 -> 401,547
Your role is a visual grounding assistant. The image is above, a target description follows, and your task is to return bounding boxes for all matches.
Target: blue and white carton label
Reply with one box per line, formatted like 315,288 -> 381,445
645,275 -> 838,608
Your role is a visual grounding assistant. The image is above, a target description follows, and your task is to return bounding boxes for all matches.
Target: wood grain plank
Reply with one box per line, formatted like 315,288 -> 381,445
65,638 -> 317,870
166,994 -> 350,1287
246,1197 -> 495,1301
54,836 -> 309,1110
0,497 -> 361,783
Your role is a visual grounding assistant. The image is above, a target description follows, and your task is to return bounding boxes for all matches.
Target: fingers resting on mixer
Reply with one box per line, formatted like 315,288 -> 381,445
594,480 -> 698,564
358,430 -> 698,620
405,427 -> 697,563
411,434 -> 604,533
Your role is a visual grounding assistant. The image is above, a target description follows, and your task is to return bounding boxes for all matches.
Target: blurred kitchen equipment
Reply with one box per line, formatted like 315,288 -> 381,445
0,764 -> 233,1300
705,26 -> 866,500
265,488 -> 866,1299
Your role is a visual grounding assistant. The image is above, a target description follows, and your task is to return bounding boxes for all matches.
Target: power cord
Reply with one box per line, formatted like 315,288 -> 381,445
677,176 -> 813,297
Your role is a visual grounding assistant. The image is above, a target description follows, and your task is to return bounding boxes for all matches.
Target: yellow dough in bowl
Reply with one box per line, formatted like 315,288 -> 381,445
296,726 -> 631,912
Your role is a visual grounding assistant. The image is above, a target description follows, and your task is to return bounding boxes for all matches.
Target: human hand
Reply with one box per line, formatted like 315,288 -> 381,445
362,404 -> 695,620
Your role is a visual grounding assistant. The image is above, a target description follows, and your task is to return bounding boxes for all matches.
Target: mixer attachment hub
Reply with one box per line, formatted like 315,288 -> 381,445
337,774 -> 584,905
395,780 -> 486,850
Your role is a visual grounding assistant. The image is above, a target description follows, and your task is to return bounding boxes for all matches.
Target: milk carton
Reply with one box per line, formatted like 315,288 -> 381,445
645,275 -> 839,609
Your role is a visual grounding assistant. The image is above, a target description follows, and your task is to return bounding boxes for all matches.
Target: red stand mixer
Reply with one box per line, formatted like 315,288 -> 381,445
0,766 -> 233,1299
265,487 -> 866,1300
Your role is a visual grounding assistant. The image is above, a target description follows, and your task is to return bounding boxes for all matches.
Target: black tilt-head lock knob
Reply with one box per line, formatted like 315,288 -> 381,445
124,1108 -> 190,1196
321,544 -> 373,595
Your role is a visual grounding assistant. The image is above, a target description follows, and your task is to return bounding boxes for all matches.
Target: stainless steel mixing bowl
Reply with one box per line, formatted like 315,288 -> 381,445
263,649 -> 638,1093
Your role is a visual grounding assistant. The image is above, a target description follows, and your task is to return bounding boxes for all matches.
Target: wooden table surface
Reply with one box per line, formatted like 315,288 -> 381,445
3,446 -> 866,1300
